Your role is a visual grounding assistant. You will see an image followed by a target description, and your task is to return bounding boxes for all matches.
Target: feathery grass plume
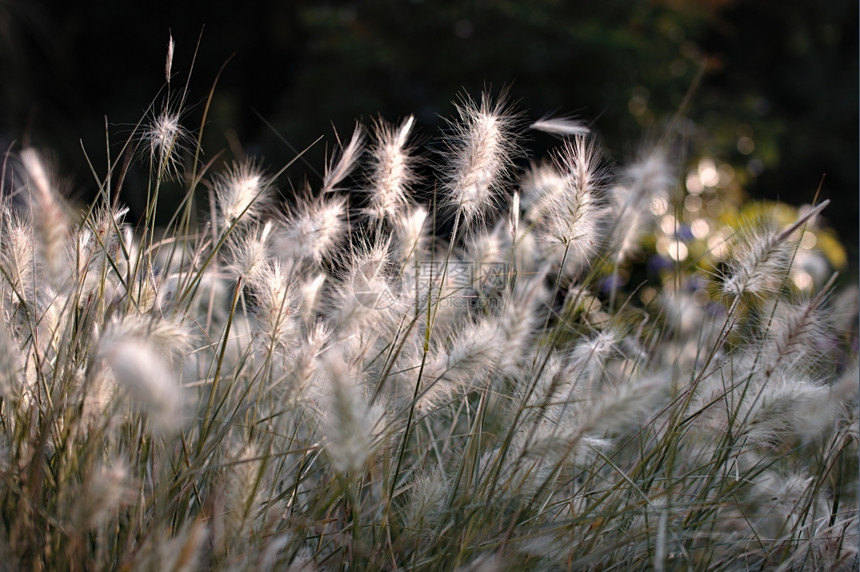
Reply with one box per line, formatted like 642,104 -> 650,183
80,363 -> 118,429
568,328 -> 620,389
393,205 -> 428,265
722,200 -> 829,299
443,91 -> 518,225
531,414 -> 614,469
506,351 -> 601,478
781,516 -> 860,571
658,282 -> 708,336
321,123 -> 364,194
285,548 -> 317,572
539,135 -> 605,268
574,369 -> 667,436
366,115 -> 415,222
248,259 -> 299,352
29,289 -> 70,362
132,518 -> 208,572
518,351 -> 566,411
829,283 -> 860,340
519,160 -> 567,224
416,315 -> 504,412
275,193 -> 346,266
405,465 -> 449,530
317,349 -> 384,475
656,284 -> 720,368
77,205 -> 130,299
106,313 -> 195,358
739,375 -> 850,445
457,553 -> 505,572
225,220 -> 273,282
214,159 -> 272,229
722,218 -> 794,300
509,190 -> 520,237
299,272 -> 326,324
465,223 -> 507,291
742,470 -> 830,543
1,215 -> 35,297
624,145 -> 675,197
73,463 -> 132,531
511,339 -> 630,470
530,116 -> 590,137
611,146 -> 673,261
159,264 -> 229,326
500,425 -> 608,500
795,371 -> 857,440
283,321 -> 330,399
165,32 -> 175,82
0,326 -> 20,398
142,106 -> 192,180
221,443 -> 266,543
759,281 -> 834,378
95,324 -> 185,433
444,315 -> 504,380
326,241 -> 404,348
19,148 -> 70,287
495,269 -> 548,376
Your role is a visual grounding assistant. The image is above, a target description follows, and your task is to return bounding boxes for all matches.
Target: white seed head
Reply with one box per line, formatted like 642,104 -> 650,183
443,92 -> 518,225
96,334 -> 184,433
322,124 -> 364,194
723,219 -> 793,299
248,260 -> 298,351
225,221 -> 273,282
623,147 -> 674,200
276,194 -> 346,266
530,116 -> 590,137
318,349 -> 381,475
723,201 -> 831,299
0,326 -> 20,399
104,313 -> 194,358
579,373 -> 666,435
509,190 -> 520,238
20,148 -> 70,287
299,272 -> 326,323
222,443 -> 263,539
539,135 -> 605,264
215,160 -> 271,228
520,161 -> 567,223
467,224 -> 506,271
143,108 -> 191,180
165,33 -> 175,82
760,293 -> 831,378
441,317 -> 504,389
2,216 -> 35,296
366,115 -> 415,222
406,465 -> 449,528
76,463 -> 131,530
608,147 -> 673,261
328,242 -> 400,331
740,376 -> 848,444
394,206 -> 428,265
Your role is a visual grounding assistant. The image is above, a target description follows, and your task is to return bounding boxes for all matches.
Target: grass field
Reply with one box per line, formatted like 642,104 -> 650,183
0,46 -> 856,571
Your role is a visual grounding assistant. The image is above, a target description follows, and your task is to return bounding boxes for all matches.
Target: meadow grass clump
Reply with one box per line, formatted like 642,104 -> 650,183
0,44 -> 856,571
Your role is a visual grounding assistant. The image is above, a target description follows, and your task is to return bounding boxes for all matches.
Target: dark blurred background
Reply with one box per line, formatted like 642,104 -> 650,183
1,0 -> 856,268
